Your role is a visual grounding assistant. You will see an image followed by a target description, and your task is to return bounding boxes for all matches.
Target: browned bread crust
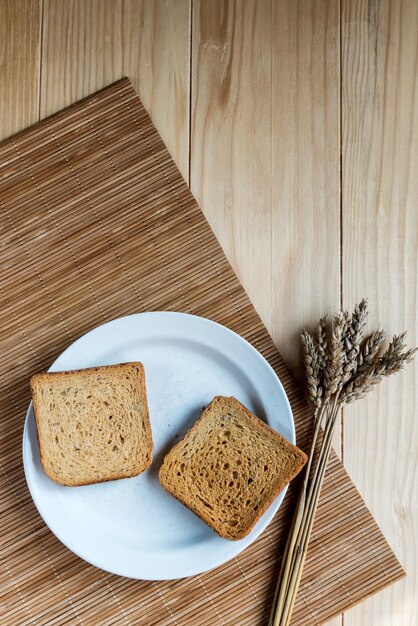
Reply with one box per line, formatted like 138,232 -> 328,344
159,396 -> 307,540
30,362 -> 153,486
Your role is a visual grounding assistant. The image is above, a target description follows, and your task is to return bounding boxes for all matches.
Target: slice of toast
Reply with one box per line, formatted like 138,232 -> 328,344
159,396 -> 307,540
30,362 -> 153,486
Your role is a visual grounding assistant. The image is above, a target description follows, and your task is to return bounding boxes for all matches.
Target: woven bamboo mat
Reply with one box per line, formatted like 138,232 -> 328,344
0,78 -> 404,626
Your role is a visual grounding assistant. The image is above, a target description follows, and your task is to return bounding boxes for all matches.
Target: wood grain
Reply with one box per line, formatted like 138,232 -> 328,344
1,0 -> 416,623
191,0 -> 340,377
191,5 -> 342,621
342,0 -> 418,624
0,0 -> 41,139
190,0 -> 343,480
41,0 -> 190,178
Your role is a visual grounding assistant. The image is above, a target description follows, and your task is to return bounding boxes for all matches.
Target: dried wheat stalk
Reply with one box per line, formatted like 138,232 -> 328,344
269,300 -> 416,626
301,331 -> 322,408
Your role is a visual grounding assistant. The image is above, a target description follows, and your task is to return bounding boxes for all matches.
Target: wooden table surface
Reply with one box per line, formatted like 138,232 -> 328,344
1,1 -> 416,624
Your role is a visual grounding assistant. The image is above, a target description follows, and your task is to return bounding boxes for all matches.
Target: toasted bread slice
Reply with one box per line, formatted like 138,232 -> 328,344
30,362 -> 153,486
159,396 -> 307,540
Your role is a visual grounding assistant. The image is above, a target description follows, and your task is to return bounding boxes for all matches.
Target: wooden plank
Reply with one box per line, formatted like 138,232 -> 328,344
191,0 -> 276,337
191,0 -> 342,462
191,0 -> 340,375
41,0 -> 190,178
342,1 -> 418,624
191,3 -> 341,621
0,0 -> 41,139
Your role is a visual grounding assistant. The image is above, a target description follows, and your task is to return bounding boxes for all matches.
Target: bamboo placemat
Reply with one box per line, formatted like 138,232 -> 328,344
0,78 -> 404,626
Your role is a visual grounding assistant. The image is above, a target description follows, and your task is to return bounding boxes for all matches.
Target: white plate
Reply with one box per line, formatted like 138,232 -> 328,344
23,312 -> 294,580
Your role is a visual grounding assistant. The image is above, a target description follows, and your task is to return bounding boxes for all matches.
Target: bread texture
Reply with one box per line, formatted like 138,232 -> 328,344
30,362 -> 153,486
159,396 -> 307,540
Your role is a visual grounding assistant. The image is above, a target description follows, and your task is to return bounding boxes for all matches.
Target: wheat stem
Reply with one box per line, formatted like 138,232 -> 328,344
276,400 -> 340,626
269,403 -> 326,624
278,403 -> 339,625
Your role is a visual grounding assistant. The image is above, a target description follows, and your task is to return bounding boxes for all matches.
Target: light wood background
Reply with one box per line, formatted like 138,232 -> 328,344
1,1 -> 416,624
